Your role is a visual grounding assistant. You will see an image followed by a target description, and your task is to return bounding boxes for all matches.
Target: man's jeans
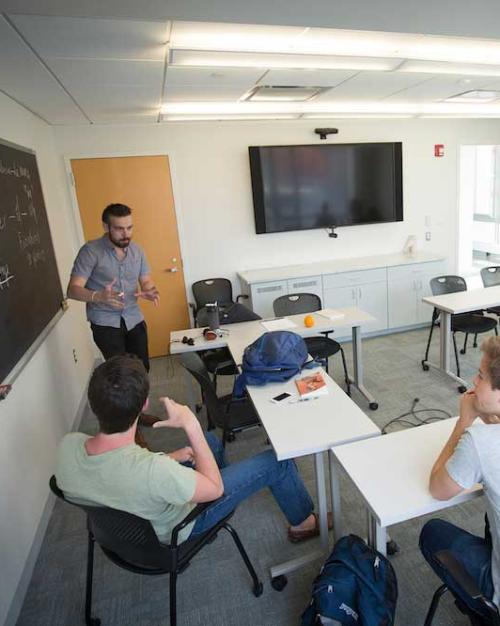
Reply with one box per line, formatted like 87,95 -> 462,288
190,432 -> 314,536
419,518 -> 494,620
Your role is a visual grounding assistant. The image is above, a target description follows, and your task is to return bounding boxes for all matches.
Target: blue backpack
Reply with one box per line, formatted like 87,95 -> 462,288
233,331 -> 311,397
302,535 -> 398,626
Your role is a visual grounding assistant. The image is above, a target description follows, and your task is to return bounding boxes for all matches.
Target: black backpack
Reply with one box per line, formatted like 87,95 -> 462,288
302,535 -> 398,626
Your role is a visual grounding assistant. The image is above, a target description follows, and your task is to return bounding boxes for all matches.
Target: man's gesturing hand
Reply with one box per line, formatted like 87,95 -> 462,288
135,285 -> 160,306
153,397 -> 198,430
95,278 -> 124,309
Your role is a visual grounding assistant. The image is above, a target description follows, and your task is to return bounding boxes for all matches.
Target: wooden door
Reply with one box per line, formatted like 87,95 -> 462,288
70,155 -> 189,357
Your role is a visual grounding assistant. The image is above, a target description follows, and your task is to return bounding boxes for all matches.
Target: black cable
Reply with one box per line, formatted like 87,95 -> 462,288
382,397 -> 452,434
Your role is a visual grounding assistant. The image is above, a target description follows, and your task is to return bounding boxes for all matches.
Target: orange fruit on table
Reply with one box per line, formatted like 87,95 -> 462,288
304,314 -> 315,328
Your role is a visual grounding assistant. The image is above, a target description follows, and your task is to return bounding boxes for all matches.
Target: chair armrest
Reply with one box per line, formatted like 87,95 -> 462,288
170,497 -> 225,547
236,294 -> 249,302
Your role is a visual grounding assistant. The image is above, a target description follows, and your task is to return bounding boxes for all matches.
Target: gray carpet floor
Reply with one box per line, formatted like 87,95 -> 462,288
16,326 -> 493,626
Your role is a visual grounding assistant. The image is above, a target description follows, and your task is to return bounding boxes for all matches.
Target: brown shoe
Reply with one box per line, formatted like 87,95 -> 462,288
287,512 -> 334,543
138,412 -> 160,427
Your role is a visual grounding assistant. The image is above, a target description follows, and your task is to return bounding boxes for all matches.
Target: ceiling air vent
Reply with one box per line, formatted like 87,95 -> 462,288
245,85 -> 325,102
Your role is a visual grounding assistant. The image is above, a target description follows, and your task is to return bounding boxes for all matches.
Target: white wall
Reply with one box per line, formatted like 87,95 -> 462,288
0,94 -> 95,626
54,117 -> 500,298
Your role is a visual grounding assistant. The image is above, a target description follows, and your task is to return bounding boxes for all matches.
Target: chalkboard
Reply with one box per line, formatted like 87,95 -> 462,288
0,139 -> 64,384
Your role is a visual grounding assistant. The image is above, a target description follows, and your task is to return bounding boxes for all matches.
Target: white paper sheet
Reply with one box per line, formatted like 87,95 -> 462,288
260,318 -> 298,331
317,308 -> 345,320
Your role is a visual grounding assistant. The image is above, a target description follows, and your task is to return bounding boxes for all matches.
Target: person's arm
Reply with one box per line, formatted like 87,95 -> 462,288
135,273 -> 160,306
67,275 -> 124,309
153,398 -> 223,502
429,391 -> 477,500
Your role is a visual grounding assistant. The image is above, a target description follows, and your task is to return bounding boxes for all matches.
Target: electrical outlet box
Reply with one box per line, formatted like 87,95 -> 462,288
425,232 -> 432,241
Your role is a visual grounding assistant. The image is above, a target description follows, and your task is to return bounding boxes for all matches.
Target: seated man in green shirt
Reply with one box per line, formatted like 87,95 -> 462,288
56,355 -> 322,544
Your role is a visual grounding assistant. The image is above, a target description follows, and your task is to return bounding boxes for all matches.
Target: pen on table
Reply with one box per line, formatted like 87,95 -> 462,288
290,396 -> 319,404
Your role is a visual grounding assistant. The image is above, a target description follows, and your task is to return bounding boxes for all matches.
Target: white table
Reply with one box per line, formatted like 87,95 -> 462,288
422,286 -> 500,388
247,366 -> 380,579
171,306 -> 379,409
333,418 -> 483,555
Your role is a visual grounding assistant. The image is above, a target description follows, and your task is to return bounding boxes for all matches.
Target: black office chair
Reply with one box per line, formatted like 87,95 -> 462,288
190,278 -> 249,393
273,293 -> 350,394
481,266 -> 500,317
423,550 -> 500,626
49,475 -> 262,626
422,276 -> 497,378
180,352 -> 261,446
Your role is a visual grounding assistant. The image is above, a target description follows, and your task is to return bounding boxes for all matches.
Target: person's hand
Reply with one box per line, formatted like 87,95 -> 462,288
153,397 -> 198,430
95,278 -> 124,309
459,390 -> 479,427
168,446 -> 194,464
480,413 -> 500,424
135,286 -> 160,306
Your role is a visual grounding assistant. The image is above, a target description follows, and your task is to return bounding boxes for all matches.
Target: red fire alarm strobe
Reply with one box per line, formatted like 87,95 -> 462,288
434,144 -> 444,157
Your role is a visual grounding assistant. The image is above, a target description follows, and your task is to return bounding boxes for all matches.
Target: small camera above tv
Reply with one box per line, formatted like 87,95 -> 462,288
248,142 -> 403,234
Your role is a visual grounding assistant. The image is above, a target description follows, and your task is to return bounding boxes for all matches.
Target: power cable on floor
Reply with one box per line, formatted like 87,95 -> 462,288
381,398 -> 452,434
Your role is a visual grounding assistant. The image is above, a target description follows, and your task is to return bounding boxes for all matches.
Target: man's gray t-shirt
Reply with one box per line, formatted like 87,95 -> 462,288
447,423 -> 500,607
71,235 -> 150,330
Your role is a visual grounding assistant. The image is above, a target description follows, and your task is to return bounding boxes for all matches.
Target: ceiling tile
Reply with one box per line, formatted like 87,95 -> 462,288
47,58 -> 164,87
166,66 -> 264,86
67,83 -> 161,111
262,68 -> 357,87
385,74 -> 497,101
10,15 -> 168,60
163,84 -> 249,102
316,71 -> 432,101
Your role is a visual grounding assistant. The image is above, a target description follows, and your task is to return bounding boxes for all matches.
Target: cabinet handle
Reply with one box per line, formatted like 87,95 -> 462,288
358,287 -> 362,300
352,288 -> 355,300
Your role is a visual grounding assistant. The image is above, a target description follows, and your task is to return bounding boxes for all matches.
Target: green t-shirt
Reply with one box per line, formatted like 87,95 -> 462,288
55,433 -> 197,543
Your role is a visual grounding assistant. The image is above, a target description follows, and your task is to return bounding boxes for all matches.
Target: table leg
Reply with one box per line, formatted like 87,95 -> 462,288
269,452 -> 330,580
183,367 -> 197,412
352,325 -> 377,408
329,449 -> 342,543
423,310 -> 468,389
366,512 -> 387,556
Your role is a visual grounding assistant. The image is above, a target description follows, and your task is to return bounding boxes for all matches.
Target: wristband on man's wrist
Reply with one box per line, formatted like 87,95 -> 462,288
90,290 -> 97,303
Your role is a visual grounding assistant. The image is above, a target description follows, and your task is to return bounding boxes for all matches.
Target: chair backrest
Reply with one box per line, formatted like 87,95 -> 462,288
192,278 -> 233,310
179,353 -> 226,427
273,293 -> 322,317
481,266 -> 500,287
49,475 -> 171,571
430,275 -> 467,296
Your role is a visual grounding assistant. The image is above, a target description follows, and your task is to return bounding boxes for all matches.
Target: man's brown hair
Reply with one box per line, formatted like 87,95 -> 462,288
481,336 -> 500,390
88,355 -> 149,434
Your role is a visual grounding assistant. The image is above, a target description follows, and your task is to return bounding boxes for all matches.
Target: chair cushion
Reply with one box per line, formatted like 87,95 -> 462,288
304,336 -> 342,360
452,314 -> 497,334
201,348 -> 238,375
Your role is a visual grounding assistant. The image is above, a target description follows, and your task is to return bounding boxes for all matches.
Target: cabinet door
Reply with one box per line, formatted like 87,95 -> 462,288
416,277 -> 436,324
387,278 -> 417,328
287,275 -> 323,300
357,282 -> 388,333
250,280 -> 287,318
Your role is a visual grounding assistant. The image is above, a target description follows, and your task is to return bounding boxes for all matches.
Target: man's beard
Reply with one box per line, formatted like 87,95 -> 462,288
109,233 -> 130,248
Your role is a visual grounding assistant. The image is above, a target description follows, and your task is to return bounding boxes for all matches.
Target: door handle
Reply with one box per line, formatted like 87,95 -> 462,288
165,267 -> 179,273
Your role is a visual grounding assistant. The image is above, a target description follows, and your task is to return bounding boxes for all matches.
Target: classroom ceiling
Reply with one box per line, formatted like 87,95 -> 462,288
4,5 -> 500,124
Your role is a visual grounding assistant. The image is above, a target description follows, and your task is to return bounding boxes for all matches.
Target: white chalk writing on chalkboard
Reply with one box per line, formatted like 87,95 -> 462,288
27,249 -> 46,268
0,264 -> 14,289
17,230 -> 40,251
8,196 -> 28,223
0,215 -> 6,230
0,160 -> 31,180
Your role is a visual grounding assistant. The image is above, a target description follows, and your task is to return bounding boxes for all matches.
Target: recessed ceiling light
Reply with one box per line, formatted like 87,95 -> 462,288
398,59 -> 500,77
245,85 -> 325,102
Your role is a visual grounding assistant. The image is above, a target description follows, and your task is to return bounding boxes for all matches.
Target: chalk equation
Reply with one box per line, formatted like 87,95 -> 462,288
8,196 -> 28,224
0,160 -> 31,181
0,263 -> 14,289
0,214 -> 6,230
17,230 -> 40,251
26,249 -> 46,268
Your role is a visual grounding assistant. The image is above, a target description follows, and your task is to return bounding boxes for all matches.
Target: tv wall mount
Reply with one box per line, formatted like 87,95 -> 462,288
314,128 -> 339,140
327,225 -> 338,238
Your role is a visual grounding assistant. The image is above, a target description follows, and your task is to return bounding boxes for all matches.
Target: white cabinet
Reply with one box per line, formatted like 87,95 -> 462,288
287,275 -> 323,299
387,261 -> 446,328
248,280 -> 287,319
323,268 -> 388,338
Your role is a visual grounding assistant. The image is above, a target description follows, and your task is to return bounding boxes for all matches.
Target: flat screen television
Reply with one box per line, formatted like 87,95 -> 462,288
249,142 -> 403,234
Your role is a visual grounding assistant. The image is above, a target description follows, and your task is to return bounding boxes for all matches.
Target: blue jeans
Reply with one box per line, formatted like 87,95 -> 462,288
419,518 -> 494,620
190,432 -> 314,536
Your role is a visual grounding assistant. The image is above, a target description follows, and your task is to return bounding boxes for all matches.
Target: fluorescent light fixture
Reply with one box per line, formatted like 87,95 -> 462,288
445,90 -> 500,103
399,59 -> 500,76
161,113 -> 298,121
302,113 -> 414,119
245,85 -> 325,102
420,114 -> 500,118
169,49 -> 402,71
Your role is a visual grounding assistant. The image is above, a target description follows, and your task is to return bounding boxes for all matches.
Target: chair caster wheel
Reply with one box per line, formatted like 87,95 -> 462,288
226,433 -> 236,443
458,385 -> 467,394
460,349 -> 466,355
421,361 -> 429,371
253,581 -> 264,597
271,575 -> 288,591
369,402 -> 379,411
386,540 -> 400,556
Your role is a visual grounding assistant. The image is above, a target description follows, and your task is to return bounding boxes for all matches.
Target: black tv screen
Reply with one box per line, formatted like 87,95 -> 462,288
249,142 -> 403,234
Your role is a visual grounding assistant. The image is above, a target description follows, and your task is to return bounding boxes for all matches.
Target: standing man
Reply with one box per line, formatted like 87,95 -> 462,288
67,203 -> 160,427
420,336 -> 500,623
